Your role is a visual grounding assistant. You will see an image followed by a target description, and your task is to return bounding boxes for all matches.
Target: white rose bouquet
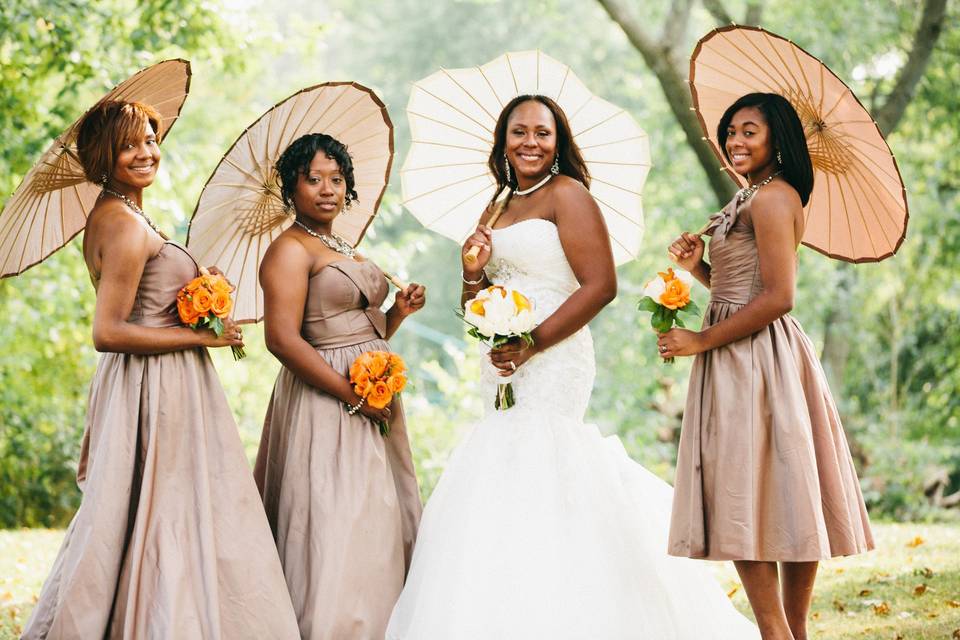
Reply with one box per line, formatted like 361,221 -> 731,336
459,285 -> 536,409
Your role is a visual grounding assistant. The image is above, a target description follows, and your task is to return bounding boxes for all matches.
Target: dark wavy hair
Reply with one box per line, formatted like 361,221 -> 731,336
275,133 -> 357,209
717,92 -> 814,206
487,95 -> 590,208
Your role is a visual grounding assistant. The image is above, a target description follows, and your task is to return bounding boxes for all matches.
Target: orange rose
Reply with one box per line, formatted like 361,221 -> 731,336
211,290 -> 232,318
177,294 -> 200,325
192,288 -> 213,315
368,352 -> 389,379
209,275 -> 233,295
388,353 -> 406,373
659,277 -> 691,310
352,370 -> 371,391
367,381 -> 392,409
387,373 -> 406,394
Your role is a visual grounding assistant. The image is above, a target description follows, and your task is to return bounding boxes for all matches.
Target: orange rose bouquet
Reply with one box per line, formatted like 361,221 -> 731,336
348,351 -> 407,436
637,267 -> 700,364
176,268 -> 245,360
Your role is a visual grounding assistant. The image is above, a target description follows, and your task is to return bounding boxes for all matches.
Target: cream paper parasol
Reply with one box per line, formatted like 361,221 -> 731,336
186,82 -> 395,323
0,59 -> 192,278
401,50 -> 650,265
690,25 -> 908,262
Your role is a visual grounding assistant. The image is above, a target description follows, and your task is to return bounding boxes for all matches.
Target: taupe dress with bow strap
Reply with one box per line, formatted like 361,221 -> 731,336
254,259 -> 422,640
668,195 -> 874,561
23,242 -> 300,639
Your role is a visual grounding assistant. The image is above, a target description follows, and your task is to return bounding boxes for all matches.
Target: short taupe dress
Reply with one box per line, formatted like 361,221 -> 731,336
668,194 -> 875,561
254,259 -> 422,640
23,241 -> 299,639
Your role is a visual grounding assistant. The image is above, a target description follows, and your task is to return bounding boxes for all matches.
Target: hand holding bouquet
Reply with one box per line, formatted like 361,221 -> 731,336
348,351 -> 407,436
637,267 -> 700,364
459,285 -> 536,410
176,268 -> 245,360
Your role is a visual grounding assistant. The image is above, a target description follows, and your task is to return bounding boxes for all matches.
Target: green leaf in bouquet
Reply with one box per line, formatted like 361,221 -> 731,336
637,296 -> 659,313
680,300 -> 701,316
210,316 -> 225,337
675,316 -> 686,328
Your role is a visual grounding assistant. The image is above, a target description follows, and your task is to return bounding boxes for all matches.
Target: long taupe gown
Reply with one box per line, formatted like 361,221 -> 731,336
22,241 -> 300,639
668,194 -> 875,561
254,259 -> 422,640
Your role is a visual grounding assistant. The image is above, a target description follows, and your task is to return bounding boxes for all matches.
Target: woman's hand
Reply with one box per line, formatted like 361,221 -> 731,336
393,283 -> 426,317
357,396 -> 393,423
656,328 -> 704,359
667,232 -> 705,273
489,336 -> 538,377
462,224 -> 493,274
201,316 -> 244,349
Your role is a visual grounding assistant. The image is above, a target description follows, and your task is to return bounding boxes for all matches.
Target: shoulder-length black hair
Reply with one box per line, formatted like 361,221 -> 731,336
487,94 -> 590,208
717,92 -> 814,206
275,133 -> 357,209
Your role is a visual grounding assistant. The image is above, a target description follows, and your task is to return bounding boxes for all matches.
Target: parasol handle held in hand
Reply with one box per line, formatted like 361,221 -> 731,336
384,272 -> 408,290
464,196 -> 509,264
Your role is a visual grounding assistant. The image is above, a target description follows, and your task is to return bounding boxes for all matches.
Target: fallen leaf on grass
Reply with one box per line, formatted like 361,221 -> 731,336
914,567 -> 934,578
833,598 -> 846,612
952,629 -> 960,640
859,589 -> 873,597
906,536 -> 925,548
947,600 -> 960,608
872,601 -> 891,616
913,583 -> 929,596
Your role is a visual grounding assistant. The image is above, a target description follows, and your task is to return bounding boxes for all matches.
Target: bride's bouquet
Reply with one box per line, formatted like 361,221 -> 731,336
459,285 -> 536,410
637,267 -> 700,364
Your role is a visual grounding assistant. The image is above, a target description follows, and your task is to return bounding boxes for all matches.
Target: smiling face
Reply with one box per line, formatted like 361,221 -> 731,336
292,152 -> 347,228
724,106 -> 777,180
505,100 -> 557,183
110,120 -> 160,190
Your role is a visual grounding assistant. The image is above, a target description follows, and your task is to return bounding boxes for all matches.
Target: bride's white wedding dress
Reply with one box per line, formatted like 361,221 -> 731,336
387,219 -> 759,639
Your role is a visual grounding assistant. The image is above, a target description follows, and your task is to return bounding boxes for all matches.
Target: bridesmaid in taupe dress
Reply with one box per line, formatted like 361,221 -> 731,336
23,101 -> 299,639
253,133 -> 424,640
660,93 -> 873,640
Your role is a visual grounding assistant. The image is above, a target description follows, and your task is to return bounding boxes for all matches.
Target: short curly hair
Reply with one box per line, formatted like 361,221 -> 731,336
275,133 -> 358,209
76,100 -> 163,184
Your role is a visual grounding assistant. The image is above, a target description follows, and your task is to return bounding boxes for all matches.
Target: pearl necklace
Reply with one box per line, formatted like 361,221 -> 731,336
294,220 -> 357,258
736,171 -> 782,207
513,173 -> 552,196
99,188 -> 163,235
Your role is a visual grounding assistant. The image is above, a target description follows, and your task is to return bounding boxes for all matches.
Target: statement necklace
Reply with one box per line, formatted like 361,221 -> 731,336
294,220 -> 357,258
100,188 -> 162,235
737,171 -> 782,207
513,173 -> 552,196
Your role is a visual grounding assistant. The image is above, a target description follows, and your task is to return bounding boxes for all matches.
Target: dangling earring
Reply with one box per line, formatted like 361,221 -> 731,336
99,173 -> 108,186
344,194 -> 353,211
504,152 -> 512,184
776,150 -> 783,165
551,155 -> 560,176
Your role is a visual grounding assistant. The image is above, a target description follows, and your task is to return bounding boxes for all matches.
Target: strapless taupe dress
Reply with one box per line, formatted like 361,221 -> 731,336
22,242 -> 299,639
254,259 -> 422,640
668,195 -> 875,561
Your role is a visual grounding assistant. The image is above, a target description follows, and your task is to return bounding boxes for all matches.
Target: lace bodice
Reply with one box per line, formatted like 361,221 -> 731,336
481,218 -> 595,420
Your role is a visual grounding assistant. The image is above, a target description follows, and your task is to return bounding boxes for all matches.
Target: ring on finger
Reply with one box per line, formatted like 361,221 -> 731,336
508,360 -> 516,371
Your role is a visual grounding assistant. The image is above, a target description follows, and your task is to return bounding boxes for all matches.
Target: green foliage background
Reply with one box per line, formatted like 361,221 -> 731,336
1,0 -> 958,527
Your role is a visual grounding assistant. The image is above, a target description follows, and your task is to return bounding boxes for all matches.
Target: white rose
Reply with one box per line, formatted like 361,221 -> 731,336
642,277 -> 666,302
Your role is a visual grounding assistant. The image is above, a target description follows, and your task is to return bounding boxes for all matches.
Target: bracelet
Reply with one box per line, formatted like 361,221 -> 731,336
347,396 -> 365,416
461,271 -> 485,285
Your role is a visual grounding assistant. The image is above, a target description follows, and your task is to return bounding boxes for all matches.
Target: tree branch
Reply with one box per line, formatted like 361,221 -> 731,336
596,0 -> 739,205
661,0 -> 696,48
701,0 -> 734,25
744,1 -> 763,26
874,0 -> 949,135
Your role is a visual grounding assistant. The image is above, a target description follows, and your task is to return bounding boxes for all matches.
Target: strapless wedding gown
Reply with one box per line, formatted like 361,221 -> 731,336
386,219 -> 759,639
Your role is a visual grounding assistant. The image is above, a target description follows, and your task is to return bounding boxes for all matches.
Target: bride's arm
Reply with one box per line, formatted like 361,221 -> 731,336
489,178 -> 616,373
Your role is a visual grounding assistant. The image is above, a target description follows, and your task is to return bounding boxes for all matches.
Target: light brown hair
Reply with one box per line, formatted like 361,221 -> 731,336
76,100 -> 163,184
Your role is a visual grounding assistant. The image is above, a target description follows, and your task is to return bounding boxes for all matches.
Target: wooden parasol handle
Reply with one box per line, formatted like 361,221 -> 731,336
384,272 -> 408,290
464,196 -> 509,265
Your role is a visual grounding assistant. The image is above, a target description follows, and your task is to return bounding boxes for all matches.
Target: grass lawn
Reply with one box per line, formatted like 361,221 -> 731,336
2,523 -> 958,638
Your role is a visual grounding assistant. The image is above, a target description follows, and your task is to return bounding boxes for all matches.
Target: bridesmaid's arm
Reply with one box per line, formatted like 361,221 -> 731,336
261,236 -> 358,404
90,209 -> 240,354
489,178 -> 616,374
384,283 -> 426,340
658,185 -> 801,358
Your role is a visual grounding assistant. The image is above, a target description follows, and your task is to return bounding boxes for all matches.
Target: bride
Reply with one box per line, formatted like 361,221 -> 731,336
386,95 -> 759,639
